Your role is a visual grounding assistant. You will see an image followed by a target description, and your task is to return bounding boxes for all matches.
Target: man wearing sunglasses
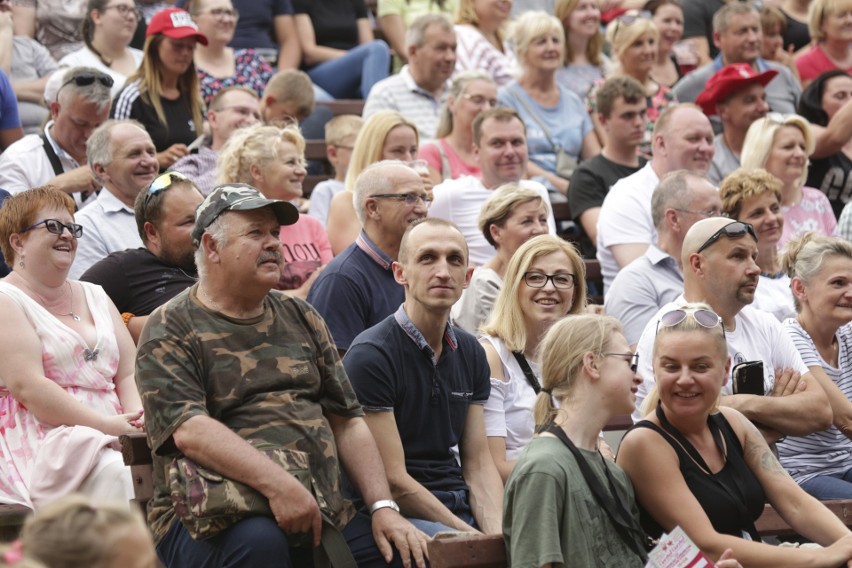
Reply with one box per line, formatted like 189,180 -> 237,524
631,217 -> 831,443
0,66 -> 112,209
70,119 -> 159,279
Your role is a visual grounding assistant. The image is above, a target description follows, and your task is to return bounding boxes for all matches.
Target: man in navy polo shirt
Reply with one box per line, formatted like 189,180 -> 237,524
343,218 -> 504,537
308,161 -> 428,354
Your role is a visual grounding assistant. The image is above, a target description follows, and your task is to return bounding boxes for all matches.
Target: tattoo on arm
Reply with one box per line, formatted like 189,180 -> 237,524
741,416 -> 788,477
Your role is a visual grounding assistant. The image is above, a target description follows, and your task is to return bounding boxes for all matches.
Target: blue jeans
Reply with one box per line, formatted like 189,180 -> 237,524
800,468 -> 852,499
407,488 -> 478,537
307,40 -> 390,99
157,511 -> 410,568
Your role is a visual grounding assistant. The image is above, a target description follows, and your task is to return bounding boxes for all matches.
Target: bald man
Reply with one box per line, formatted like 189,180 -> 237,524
631,218 -> 831,443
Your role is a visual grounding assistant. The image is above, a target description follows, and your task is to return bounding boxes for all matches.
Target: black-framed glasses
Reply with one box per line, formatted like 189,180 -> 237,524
371,193 -> 433,206
21,218 -> 83,238
523,271 -> 576,290
103,4 -> 141,19
696,221 -> 757,254
603,352 -> 639,373
143,171 -> 190,207
656,308 -> 723,336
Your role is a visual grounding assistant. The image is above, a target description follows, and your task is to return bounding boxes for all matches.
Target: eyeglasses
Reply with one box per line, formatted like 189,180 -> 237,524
103,4 -> 141,19
371,193 -> 433,206
333,144 -> 354,151
674,207 -> 722,218
657,308 -> 723,335
56,71 -> 114,101
612,10 -> 652,40
143,171 -> 190,208
462,93 -> 498,107
21,218 -> 84,238
523,271 -> 576,290
214,105 -> 261,121
204,7 -> 239,20
696,221 -> 757,254
603,352 -> 639,373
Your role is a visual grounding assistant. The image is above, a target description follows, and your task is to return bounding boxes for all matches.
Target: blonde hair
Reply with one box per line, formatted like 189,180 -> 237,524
480,235 -> 587,350
606,14 -> 659,61
555,0 -> 604,66
127,34 -> 204,137
21,495 -> 151,568
781,232 -> 852,311
513,11 -> 565,70
217,123 -> 305,185
641,302 -> 727,415
344,111 -> 419,192
808,0 -> 852,41
741,114 -> 814,190
533,314 -> 623,426
261,69 -> 316,119
324,114 -> 363,146
719,167 -> 783,220
435,71 -> 495,139
477,183 -> 543,247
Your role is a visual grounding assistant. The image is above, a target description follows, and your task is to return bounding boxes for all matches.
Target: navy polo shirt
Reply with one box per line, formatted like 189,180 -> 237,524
344,305 -> 490,492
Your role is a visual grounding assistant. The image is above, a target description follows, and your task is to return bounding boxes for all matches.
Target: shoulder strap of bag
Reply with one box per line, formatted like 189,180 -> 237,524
511,351 -> 541,394
437,140 -> 452,181
507,84 -> 561,152
40,133 -> 64,176
314,515 -> 358,568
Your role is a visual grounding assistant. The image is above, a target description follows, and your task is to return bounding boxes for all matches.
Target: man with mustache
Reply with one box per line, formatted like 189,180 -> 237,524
428,107 -> 555,266
135,184 -> 429,568
363,14 -> 457,140
70,119 -> 159,278
630,217 -> 831,443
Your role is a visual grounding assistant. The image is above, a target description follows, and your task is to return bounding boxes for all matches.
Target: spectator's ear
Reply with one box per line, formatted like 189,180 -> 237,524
143,221 -> 160,248
407,43 -> 417,60
50,101 -> 61,121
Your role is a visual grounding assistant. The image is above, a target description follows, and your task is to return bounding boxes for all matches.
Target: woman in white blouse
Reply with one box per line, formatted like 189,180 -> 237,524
453,0 -> 516,85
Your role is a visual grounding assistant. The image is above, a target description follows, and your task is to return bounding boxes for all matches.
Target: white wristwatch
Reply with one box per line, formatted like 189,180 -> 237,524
369,499 -> 400,515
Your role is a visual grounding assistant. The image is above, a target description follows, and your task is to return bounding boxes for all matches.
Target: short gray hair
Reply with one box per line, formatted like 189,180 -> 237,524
406,13 -> 453,50
87,119 -> 147,185
353,160 -> 409,224
651,170 -> 705,229
713,1 -> 758,34
194,214 -> 230,281
56,66 -> 112,111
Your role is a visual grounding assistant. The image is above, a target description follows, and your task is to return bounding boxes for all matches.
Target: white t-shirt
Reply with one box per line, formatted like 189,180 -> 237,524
633,294 -> 809,422
429,176 -> 556,266
596,162 -> 659,294
752,273 -> 796,322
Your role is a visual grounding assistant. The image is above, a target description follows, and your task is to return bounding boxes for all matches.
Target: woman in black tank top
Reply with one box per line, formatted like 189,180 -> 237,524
617,303 -> 852,566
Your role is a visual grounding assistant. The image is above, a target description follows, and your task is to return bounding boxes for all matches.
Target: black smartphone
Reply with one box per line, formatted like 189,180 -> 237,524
732,361 -> 765,396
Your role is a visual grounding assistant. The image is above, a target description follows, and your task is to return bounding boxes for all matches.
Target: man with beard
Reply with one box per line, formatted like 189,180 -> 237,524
70,119 -> 159,278
363,14 -> 457,140
630,217 -> 831,444
80,171 -> 203,342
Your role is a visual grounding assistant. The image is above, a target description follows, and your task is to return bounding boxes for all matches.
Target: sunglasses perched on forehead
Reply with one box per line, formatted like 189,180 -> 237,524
656,308 -> 724,336
56,72 -> 114,101
612,10 -> 652,40
696,221 -> 757,254
21,218 -> 84,238
143,171 -> 190,207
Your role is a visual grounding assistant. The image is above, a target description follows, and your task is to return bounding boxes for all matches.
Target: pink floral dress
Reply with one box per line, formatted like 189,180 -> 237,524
0,281 -> 126,508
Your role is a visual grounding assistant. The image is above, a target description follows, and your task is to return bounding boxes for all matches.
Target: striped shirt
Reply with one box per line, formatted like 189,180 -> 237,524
362,65 -> 447,141
778,319 -> 852,484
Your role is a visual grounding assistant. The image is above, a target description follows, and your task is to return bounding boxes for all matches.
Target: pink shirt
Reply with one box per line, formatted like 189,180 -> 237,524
419,138 -> 481,181
779,186 -> 837,248
277,214 -> 333,291
796,44 -> 852,84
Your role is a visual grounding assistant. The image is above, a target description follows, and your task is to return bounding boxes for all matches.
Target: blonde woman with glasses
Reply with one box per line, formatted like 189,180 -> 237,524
741,113 -> 836,248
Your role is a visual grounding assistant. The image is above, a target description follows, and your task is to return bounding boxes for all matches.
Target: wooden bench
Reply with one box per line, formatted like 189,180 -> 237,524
317,99 -> 366,118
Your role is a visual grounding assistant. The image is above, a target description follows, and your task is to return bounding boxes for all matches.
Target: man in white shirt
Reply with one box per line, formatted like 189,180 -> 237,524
363,14 -> 456,140
70,120 -> 158,278
633,217 -> 831,442
596,103 -> 714,293
0,67 -> 110,208
428,107 -> 555,266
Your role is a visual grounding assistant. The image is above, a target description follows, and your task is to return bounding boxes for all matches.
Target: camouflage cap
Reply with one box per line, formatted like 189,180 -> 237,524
192,183 -> 300,246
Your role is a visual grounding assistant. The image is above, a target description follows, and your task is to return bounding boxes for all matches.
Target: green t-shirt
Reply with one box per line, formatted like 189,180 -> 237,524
136,285 -> 363,542
503,436 -> 646,568
377,0 -> 457,25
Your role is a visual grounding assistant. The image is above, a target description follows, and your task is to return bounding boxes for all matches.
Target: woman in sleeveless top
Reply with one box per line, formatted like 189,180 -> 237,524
0,186 -> 143,510
503,314 -> 743,567
617,303 -> 852,566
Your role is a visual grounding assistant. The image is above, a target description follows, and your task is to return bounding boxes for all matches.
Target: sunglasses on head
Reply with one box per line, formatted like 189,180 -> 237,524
143,171 -> 190,207
696,221 -> 757,254
21,218 -> 83,238
56,72 -> 114,101
656,307 -> 724,337
612,10 -> 652,40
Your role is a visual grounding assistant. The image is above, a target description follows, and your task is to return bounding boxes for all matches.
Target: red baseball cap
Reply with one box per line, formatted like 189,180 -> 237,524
146,7 -> 208,46
694,63 -> 778,116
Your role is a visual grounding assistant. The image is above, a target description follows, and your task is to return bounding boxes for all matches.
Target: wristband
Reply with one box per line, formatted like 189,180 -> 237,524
369,499 -> 400,515
121,312 -> 135,326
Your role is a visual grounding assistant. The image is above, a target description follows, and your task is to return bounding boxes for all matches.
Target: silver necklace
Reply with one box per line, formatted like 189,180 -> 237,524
22,279 -> 80,321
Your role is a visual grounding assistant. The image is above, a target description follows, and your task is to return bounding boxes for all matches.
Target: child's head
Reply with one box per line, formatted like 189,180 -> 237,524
20,496 -> 156,568
261,69 -> 316,125
325,114 -> 364,181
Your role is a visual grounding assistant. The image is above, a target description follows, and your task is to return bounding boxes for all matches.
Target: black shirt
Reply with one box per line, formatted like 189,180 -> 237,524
111,80 -> 198,154
807,151 -> 852,219
292,0 -> 367,54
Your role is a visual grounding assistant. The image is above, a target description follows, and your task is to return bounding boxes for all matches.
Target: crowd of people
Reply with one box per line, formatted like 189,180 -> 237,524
5,0 -> 852,567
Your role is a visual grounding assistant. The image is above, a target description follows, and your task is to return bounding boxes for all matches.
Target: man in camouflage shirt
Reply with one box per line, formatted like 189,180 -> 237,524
136,184 -> 428,567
